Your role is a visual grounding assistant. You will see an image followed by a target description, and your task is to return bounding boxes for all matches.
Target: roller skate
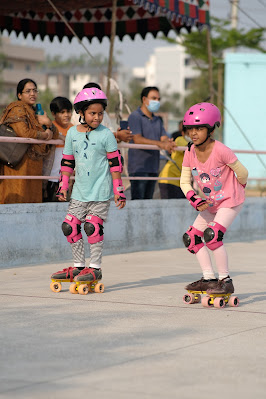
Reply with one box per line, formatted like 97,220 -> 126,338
207,276 -> 234,295
183,276 -> 239,309
69,267 -> 104,295
50,267 -> 82,293
185,277 -> 218,292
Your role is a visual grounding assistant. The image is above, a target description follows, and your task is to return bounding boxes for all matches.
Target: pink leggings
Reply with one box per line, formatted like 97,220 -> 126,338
192,204 -> 243,279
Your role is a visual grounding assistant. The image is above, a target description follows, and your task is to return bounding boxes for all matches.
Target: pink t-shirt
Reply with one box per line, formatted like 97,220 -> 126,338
182,140 -> 245,213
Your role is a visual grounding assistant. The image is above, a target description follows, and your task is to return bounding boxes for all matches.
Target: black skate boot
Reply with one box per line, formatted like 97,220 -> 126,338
74,267 -> 102,282
51,267 -> 82,282
185,277 -> 218,292
206,276 -> 234,295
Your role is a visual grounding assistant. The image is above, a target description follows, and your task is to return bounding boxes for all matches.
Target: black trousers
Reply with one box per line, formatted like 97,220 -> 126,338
159,183 -> 185,199
130,172 -> 157,200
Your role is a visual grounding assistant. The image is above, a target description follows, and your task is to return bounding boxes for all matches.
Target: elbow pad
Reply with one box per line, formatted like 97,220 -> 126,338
107,150 -> 123,173
186,190 -> 207,211
61,154 -> 75,174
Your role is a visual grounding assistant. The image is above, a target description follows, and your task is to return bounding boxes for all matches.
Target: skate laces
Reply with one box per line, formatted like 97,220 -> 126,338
217,277 -> 230,286
78,267 -> 95,276
191,278 -> 204,286
55,267 -> 76,281
56,267 -> 74,275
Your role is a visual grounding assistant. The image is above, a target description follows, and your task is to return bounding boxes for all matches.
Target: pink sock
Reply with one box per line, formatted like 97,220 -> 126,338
213,246 -> 229,279
196,246 -> 216,280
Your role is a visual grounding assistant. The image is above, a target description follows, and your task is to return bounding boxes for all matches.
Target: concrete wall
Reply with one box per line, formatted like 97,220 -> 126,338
0,197 -> 266,268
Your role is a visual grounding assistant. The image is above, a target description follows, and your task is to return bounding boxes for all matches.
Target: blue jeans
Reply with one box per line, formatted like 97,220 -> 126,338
130,172 -> 157,200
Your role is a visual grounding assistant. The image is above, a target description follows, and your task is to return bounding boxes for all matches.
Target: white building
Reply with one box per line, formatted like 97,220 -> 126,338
0,37 -> 45,107
144,44 -> 200,106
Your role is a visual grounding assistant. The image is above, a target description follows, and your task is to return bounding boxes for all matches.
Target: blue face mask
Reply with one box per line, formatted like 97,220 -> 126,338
147,100 -> 160,113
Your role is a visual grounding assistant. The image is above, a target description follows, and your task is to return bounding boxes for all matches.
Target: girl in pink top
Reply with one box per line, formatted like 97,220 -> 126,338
180,103 -> 248,295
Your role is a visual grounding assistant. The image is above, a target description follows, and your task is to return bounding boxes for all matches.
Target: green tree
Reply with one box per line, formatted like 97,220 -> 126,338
40,52 -> 119,71
161,17 -> 266,111
115,79 -> 182,117
178,17 -> 265,66
0,38 -> 6,94
125,78 -> 145,111
37,87 -> 55,119
160,88 -> 182,116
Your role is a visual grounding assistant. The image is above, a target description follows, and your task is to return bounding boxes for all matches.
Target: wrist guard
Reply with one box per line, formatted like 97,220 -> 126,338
113,179 -> 126,202
56,174 -> 70,197
186,190 -> 207,211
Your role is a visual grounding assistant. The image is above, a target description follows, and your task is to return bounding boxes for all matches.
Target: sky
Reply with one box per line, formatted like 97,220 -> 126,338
2,0 -> 266,69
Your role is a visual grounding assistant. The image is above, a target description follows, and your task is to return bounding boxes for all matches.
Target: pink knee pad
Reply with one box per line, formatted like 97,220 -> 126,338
183,226 -> 204,254
62,214 -> 82,244
204,222 -> 226,250
84,215 -> 104,244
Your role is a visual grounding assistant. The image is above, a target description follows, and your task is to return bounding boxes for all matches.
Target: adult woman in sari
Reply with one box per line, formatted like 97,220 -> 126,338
0,79 -> 59,203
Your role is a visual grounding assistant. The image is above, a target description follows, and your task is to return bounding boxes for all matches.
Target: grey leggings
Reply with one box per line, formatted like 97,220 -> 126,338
66,198 -> 111,267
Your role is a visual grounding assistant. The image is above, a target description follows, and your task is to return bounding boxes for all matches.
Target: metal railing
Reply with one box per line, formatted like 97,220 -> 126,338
0,137 -> 265,182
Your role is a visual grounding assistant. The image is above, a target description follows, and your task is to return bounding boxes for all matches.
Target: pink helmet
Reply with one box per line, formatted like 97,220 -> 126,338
74,87 -> 107,113
183,103 -> 221,129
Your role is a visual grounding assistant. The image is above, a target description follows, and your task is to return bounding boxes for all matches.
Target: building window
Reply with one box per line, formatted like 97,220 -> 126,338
185,78 -> 193,90
184,58 -> 191,66
25,65 -> 31,71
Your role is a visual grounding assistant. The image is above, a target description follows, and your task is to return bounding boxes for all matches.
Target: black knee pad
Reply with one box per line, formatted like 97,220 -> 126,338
183,226 -> 204,254
203,222 -> 226,250
62,214 -> 82,243
84,222 -> 95,236
84,215 -> 104,244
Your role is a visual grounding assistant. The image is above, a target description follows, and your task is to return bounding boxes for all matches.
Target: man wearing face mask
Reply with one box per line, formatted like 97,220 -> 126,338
128,86 -> 176,200
159,122 -> 191,199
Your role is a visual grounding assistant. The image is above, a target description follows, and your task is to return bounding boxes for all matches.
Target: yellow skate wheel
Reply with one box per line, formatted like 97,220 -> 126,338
228,296 -> 239,307
194,294 -> 201,303
202,296 -> 212,307
50,281 -> 62,293
213,297 -> 225,308
69,283 -> 78,294
183,293 -> 195,304
78,284 -> 89,295
94,283 -> 105,293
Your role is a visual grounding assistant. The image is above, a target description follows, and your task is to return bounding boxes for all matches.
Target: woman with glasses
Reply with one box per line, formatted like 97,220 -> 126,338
0,78 -> 59,203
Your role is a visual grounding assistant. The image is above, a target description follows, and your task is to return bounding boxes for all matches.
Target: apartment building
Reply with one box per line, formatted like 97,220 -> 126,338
144,43 -> 200,107
0,37 -> 45,107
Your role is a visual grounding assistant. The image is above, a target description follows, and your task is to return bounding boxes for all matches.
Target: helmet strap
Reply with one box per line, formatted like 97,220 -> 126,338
195,128 -> 213,147
195,132 -> 210,147
79,113 -> 95,133
79,115 -> 86,125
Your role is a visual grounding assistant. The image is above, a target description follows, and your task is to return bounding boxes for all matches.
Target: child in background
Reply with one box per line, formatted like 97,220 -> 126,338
180,102 -> 248,295
51,87 -> 126,284
158,122 -> 188,199
44,97 -> 73,201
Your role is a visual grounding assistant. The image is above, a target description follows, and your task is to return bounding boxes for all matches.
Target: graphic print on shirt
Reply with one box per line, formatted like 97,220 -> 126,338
192,167 -> 198,176
73,139 -> 95,177
192,166 -> 225,208
199,173 -> 210,184
210,167 -> 221,178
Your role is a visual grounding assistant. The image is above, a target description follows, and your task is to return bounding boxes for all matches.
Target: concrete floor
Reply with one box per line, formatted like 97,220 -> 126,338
0,240 -> 265,399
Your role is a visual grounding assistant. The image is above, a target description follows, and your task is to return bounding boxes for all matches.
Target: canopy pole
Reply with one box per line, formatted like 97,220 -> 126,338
206,28 -> 214,103
106,0 -> 117,101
